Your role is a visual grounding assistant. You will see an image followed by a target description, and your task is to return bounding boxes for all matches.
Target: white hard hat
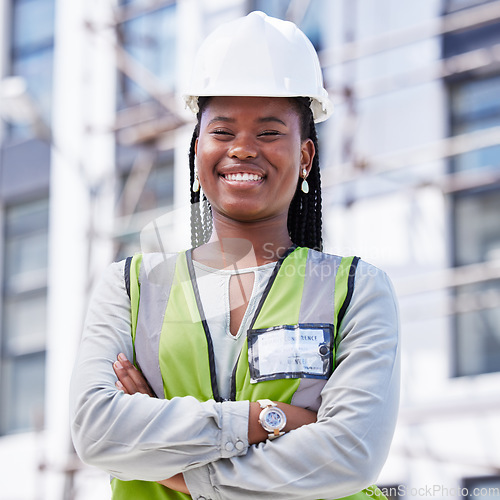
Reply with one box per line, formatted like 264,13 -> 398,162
183,11 -> 333,123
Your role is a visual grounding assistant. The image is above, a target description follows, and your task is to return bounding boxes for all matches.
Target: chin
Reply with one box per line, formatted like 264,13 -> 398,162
216,201 -> 261,217
219,207 -> 269,223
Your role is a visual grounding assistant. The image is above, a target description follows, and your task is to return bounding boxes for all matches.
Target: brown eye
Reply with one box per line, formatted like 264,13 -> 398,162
210,129 -> 234,140
211,129 -> 234,136
258,130 -> 283,140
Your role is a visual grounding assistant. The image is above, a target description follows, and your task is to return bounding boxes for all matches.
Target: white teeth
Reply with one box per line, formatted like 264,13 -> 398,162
225,173 -> 262,181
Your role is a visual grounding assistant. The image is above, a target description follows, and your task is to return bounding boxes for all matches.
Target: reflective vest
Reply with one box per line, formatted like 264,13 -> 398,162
111,247 -> 386,500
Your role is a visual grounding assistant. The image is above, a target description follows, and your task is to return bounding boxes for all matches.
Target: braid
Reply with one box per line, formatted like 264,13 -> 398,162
188,96 -> 323,251
189,98 -> 213,247
308,117 -> 323,251
202,193 -> 213,242
287,98 -> 323,251
189,123 -> 205,247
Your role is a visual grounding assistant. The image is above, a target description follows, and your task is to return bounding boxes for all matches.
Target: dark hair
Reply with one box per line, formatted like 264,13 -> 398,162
189,96 -> 323,251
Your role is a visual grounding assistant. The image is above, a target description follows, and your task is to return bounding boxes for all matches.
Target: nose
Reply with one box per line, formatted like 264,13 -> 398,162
228,134 -> 257,159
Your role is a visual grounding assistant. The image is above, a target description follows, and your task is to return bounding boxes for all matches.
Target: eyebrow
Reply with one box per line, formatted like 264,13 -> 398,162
207,117 -> 235,126
257,116 -> 287,126
207,116 -> 287,126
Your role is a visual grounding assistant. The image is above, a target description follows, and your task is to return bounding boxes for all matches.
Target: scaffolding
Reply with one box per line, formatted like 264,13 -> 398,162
5,0 -> 498,497
105,0 -> 500,466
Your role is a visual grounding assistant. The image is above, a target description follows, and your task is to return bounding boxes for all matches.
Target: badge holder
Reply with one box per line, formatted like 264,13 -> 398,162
248,323 -> 334,383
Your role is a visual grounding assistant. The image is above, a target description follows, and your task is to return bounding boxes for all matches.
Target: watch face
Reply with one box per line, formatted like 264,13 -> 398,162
260,406 -> 286,433
265,409 -> 284,428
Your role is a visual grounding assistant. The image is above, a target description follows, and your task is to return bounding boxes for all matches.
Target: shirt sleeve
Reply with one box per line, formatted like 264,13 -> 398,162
69,261 -> 249,481
183,260 -> 401,500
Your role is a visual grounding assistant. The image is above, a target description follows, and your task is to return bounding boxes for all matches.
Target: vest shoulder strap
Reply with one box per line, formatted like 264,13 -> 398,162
334,256 -> 360,342
124,254 -> 143,363
125,252 -> 179,398
124,256 -> 133,299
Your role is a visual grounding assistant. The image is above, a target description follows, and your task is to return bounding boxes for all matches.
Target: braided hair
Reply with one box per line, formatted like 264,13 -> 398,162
189,121 -> 212,247
189,96 -> 323,251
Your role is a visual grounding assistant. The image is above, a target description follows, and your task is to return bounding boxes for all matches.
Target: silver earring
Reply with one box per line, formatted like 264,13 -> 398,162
192,172 -> 200,193
301,168 -> 309,194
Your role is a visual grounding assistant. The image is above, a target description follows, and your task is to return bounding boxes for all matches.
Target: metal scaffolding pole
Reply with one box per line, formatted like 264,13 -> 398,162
322,126 -> 500,187
330,43 -> 500,103
320,0 -> 500,67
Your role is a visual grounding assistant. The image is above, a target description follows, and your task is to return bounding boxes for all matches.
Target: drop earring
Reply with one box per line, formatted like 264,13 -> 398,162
192,171 -> 200,193
301,168 -> 309,194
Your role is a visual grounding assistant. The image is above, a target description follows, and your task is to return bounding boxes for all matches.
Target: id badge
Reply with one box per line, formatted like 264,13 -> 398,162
248,323 -> 334,383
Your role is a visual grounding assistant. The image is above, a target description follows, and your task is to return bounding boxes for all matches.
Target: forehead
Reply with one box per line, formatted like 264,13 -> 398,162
200,96 -> 300,124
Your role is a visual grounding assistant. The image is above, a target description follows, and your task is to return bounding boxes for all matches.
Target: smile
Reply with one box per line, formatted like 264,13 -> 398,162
224,173 -> 263,182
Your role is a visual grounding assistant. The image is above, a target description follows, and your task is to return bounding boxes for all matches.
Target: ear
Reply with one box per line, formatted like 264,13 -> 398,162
300,138 -> 315,176
195,138 -> 198,157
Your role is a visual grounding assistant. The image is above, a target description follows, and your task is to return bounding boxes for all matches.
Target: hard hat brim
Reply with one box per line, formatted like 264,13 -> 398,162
183,94 -> 333,124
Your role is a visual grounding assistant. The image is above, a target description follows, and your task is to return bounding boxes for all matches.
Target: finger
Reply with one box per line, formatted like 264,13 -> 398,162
117,354 -> 151,393
115,380 -> 129,395
115,354 -> 155,397
113,359 -> 140,394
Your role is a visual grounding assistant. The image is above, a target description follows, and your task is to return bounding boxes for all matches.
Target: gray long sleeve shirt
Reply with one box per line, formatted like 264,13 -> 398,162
70,257 -> 400,500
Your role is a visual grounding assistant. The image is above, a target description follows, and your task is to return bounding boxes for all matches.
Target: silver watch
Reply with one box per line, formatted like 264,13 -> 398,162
257,399 -> 287,440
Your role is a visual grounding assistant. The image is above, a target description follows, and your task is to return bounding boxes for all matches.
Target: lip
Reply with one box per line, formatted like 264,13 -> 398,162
218,164 -> 266,185
219,174 -> 265,189
223,172 -> 263,181
218,164 -> 266,177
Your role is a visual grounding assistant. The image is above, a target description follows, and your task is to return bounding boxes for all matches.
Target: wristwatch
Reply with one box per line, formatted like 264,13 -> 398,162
257,399 -> 287,440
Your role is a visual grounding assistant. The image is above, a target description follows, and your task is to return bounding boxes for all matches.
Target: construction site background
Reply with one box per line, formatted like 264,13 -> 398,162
0,0 -> 499,499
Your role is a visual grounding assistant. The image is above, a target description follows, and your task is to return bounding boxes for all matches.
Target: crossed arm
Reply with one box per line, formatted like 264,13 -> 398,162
70,260 -> 400,499
112,353 -> 316,494
113,353 -> 190,493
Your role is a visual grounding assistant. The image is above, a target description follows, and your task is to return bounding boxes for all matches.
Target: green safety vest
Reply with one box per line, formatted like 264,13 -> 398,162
111,246 -> 387,500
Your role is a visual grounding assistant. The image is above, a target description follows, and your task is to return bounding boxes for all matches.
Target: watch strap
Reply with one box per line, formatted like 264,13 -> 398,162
257,399 -> 275,409
269,430 -> 285,440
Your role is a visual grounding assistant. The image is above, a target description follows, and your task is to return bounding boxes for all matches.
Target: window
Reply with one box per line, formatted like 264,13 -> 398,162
450,75 -> 500,172
453,189 -> 500,376
446,0 -> 497,13
0,199 -> 49,434
450,75 -> 500,376
378,485 -> 405,500
114,149 -> 175,259
250,0 -> 325,51
9,0 -> 55,140
115,2 -> 177,258
133,151 -> 175,214
251,0 -> 290,20
463,476 -> 500,500
117,2 -> 177,109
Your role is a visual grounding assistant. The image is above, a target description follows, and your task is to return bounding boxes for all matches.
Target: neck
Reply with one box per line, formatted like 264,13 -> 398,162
192,213 -> 294,269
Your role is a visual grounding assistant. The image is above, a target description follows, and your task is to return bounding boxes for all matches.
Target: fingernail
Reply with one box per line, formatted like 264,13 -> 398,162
116,381 -> 124,390
118,353 -> 127,362
114,361 -> 123,370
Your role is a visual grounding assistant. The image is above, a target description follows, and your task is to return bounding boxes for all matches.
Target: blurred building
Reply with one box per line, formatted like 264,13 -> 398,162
0,0 -> 499,499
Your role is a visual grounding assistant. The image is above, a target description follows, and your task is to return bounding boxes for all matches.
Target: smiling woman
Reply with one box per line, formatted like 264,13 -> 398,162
190,95 -> 323,252
194,96 -> 314,227
70,11 -> 400,500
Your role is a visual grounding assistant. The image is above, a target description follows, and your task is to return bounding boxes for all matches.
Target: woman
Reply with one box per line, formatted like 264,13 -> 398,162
70,12 -> 400,500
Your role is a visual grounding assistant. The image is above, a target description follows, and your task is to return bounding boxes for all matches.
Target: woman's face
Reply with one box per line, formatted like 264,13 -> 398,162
195,96 -> 314,224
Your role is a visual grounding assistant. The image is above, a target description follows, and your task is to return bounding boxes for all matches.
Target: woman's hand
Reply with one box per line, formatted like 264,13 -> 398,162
113,354 -> 189,494
113,353 -> 155,397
